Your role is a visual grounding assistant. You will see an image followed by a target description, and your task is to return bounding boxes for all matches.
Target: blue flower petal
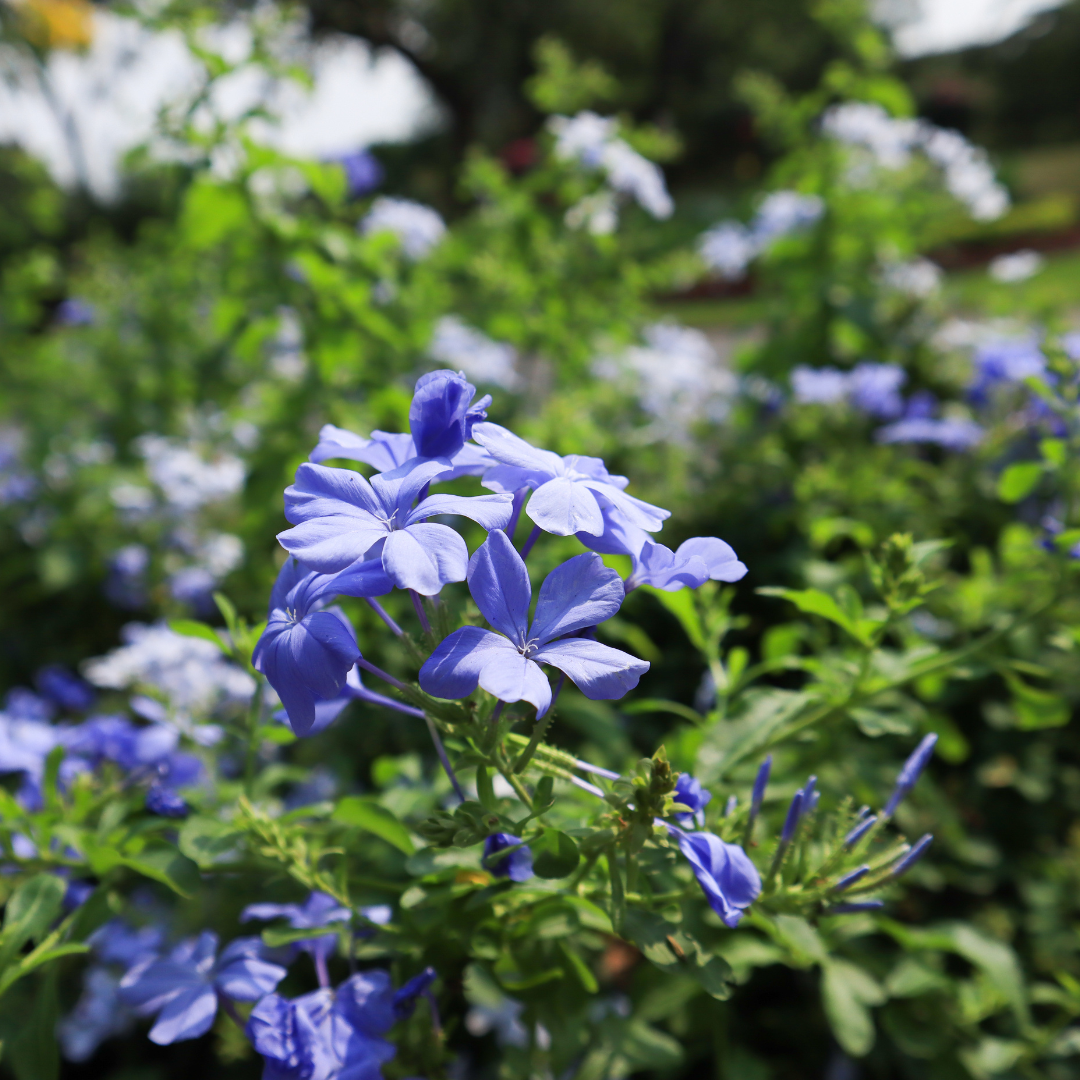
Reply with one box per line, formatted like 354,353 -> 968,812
382,523 -> 468,595
532,639 -> 649,701
530,552 -> 624,644
419,627 -> 516,699
467,530 -> 530,641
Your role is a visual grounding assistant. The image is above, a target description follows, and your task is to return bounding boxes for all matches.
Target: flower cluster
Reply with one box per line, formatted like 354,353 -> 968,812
429,315 -> 520,391
360,196 -> 446,259
550,111 -> 674,226
821,101 -> 1009,221
699,190 -> 824,280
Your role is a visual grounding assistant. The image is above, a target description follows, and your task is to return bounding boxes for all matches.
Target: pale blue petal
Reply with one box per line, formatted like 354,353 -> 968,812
633,541 -> 709,591
215,956 -> 287,1002
467,531 -> 531,641
382,523 -> 468,595
532,639 -> 648,700
370,457 -> 454,519
480,463 -> 546,493
277,518 -> 388,574
326,558 -> 394,599
478,653 -> 552,716
444,442 -> 496,478
530,553 -> 624,644
471,422 -> 563,475
147,984 -> 218,1044
676,537 -> 748,582
310,426 -> 417,472
584,482 -> 670,532
309,424 -> 374,464
526,478 -> 605,536
285,463 -> 384,522
406,492 -> 514,530
419,627 -> 515,699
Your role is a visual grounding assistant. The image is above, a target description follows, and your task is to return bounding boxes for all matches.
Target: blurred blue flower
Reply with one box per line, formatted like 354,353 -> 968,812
791,366 -> 848,405
334,149 -> 383,198
420,530 -> 648,716
145,783 -> 188,818
849,362 -> 906,419
119,932 -> 286,1044
242,891 -> 351,973
876,416 -> 983,450
35,664 -> 95,711
55,298 -> 96,326
483,833 -> 534,882
883,733 -> 938,817
891,833 -> 933,877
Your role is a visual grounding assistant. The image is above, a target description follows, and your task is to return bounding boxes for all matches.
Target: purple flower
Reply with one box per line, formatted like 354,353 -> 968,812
55,298 -> 95,326
675,830 -> 761,928
849,362 -> 906,419
791,366 -> 848,405
253,558 -> 394,735
968,337 -> 1045,402
876,416 -> 983,450
828,900 -> 884,915
392,967 -> 436,1020
673,773 -> 712,828
145,784 -> 189,818
844,815 -> 877,846
473,422 -> 669,538
309,424 -> 493,481
89,919 -> 165,968
780,790 -> 804,844
750,756 -> 771,819
334,149 -> 383,198
834,865 -> 870,891
278,458 -> 513,593
483,833 -> 534,882
883,733 -> 937,817
4,688 -> 53,721
119,932 -> 286,1044
242,891 -> 351,970
247,971 -> 401,1080
35,665 -> 95,711
419,530 -> 649,716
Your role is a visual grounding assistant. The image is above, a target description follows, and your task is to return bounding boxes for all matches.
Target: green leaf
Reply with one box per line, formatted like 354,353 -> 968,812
7,967 -> 59,1080
475,766 -> 495,810
758,587 -> 873,645
262,925 -> 344,949
167,619 -> 225,652
0,875 -> 65,971
997,462 -> 1043,503
558,940 -> 598,993
531,829 -> 580,879
178,816 -> 243,868
1004,673 -> 1070,729
621,699 -> 705,725
644,587 -> 705,652
121,848 -> 201,898
938,923 -> 1029,1026
821,959 -> 885,1057
332,797 -> 415,854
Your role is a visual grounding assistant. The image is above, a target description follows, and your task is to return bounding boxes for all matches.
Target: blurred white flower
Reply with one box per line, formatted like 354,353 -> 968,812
988,249 -> 1044,283
550,111 -> 673,220
360,196 -> 446,259
699,222 -> 756,280
135,435 -> 245,513
882,257 -> 943,298
429,316 -> 519,390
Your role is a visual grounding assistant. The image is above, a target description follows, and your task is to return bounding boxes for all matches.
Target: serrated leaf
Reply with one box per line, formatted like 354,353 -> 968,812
332,797 -> 415,854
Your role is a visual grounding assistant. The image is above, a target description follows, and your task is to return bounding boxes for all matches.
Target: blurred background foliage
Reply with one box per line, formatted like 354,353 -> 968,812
4,0 -> 1080,1076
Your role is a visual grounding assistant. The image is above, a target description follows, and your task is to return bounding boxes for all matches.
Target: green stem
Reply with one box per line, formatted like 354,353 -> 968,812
243,682 -> 265,796
513,710 -> 554,774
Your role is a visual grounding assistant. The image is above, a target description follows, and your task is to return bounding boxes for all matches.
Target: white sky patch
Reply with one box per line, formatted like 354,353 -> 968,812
0,11 -> 438,199
886,0 -> 1066,57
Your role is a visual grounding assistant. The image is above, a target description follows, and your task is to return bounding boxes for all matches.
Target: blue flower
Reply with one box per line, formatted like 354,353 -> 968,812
89,919 -> 165,968
145,784 -> 189,818
334,149 -> 384,198
419,530 -> 649,716
891,833 -> 933,877
35,664 -> 95,711
310,424 -> 493,481
278,458 -> 513,593
472,422 -> 669,538
55,298 -> 96,326
483,833 -> 534,882
242,891 -> 351,969
848,362 -> 906,419
392,967 -> 436,1019
247,971 -> 402,1080
275,666 -> 426,737
675,830 -> 761,928
876,416 -> 983,450
119,932 -> 287,1044
791,366 -> 849,405
673,773 -> 712,828
883,733 -> 938,817
254,558 -> 394,735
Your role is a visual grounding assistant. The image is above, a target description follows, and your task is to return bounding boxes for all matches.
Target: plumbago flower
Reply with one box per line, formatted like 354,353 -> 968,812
420,530 -> 648,716
247,967 -> 435,1080
472,421 -> 670,538
310,369 -> 494,479
118,932 -> 287,1044
278,457 -> 513,594
672,828 -> 761,928
253,557 -> 395,735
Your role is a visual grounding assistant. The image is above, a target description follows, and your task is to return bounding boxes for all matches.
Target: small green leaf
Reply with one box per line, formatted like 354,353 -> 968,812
332,797 -> 415,854
644,587 -> 706,652
0,874 -> 66,970
997,462 -> 1043,503
1040,437 -> 1067,468
178,817 -> 243,868
558,940 -> 598,993
757,587 -> 873,645
168,619 -> 226,652
821,959 -> 885,1057
475,766 -> 495,810
121,848 -> 201,897
262,925 -> 343,948
532,829 -> 580,879
621,699 -> 705,725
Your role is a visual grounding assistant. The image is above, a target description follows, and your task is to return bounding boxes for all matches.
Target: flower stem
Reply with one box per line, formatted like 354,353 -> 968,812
506,486 -> 529,540
411,590 -> 432,635
519,523 -> 542,559
425,714 -> 466,803
365,597 -> 403,637
315,951 -> 331,989
513,708 -> 554,774
357,656 -> 407,691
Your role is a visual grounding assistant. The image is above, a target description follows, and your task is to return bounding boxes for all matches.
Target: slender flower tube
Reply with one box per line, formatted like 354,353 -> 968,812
844,815 -> 878,847
750,756 -> 771,818
780,790 -> 804,845
890,834 -> 933,878
834,865 -> 870,892
829,900 -> 884,915
724,795 -> 738,817
884,734 -> 938,817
